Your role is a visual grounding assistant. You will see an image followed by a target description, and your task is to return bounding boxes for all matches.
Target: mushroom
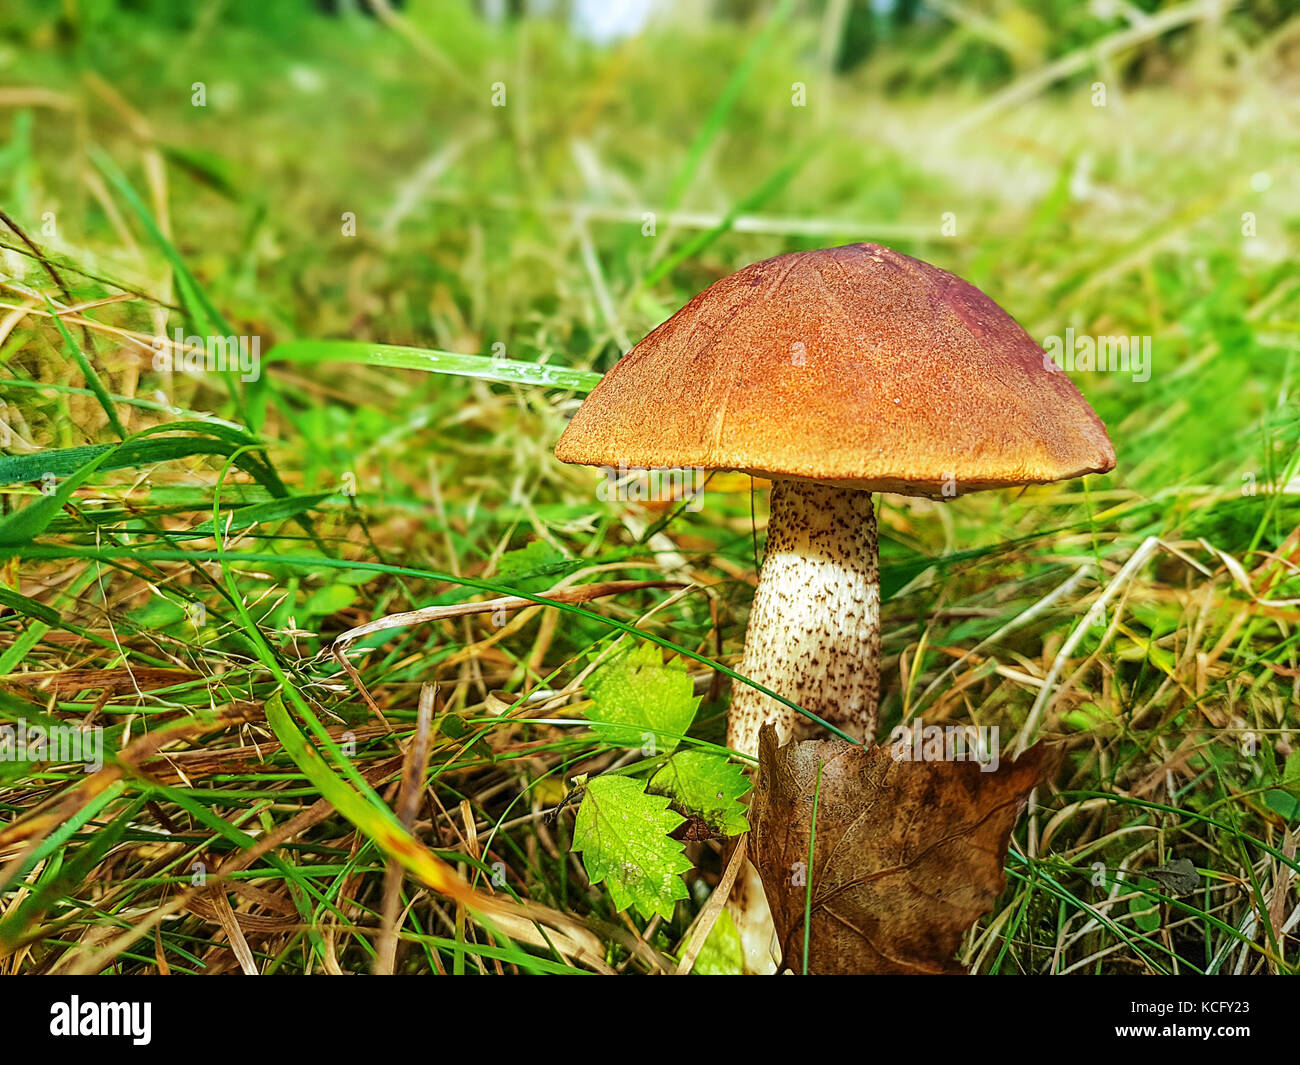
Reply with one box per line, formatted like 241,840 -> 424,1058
555,242 -> 1115,971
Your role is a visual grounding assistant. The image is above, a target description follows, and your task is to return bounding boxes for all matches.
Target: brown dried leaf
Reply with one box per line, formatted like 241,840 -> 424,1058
751,725 -> 1059,974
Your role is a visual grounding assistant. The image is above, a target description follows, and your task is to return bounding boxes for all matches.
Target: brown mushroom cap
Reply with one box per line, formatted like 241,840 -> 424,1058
555,243 -> 1115,497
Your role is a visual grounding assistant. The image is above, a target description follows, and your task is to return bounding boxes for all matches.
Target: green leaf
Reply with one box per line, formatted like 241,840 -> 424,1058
498,540 -> 562,573
572,775 -> 691,922
1282,751 -> 1300,797
1128,880 -> 1162,932
585,641 -> 699,755
1264,788 -> 1300,823
0,584 -> 61,626
301,583 -> 358,618
496,539 -> 580,592
160,142 -> 243,200
692,906 -> 744,975
649,750 -> 750,836
126,597 -> 189,629
0,445 -> 115,546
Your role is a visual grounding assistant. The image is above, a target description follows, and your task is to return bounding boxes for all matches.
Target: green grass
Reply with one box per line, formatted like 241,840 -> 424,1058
0,0 -> 1298,974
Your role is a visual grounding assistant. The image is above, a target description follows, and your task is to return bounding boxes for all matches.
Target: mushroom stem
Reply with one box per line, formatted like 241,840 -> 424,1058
726,479 -> 880,973
728,479 -> 881,757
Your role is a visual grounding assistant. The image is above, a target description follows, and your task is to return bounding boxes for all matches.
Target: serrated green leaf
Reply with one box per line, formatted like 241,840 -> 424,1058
585,641 -> 699,755
649,750 -> 750,836
572,775 -> 691,921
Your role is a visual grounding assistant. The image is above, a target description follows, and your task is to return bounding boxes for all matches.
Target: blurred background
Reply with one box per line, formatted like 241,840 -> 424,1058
1,0 -> 1297,489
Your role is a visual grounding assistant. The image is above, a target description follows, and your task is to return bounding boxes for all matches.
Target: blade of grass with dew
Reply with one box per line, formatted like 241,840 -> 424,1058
267,340 -> 602,393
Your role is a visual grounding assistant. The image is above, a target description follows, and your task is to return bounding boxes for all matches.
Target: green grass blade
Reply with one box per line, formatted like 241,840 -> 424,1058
267,340 -> 602,393
42,296 -> 126,440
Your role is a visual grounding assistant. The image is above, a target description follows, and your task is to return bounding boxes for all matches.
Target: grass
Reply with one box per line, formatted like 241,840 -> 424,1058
0,0 -> 1298,974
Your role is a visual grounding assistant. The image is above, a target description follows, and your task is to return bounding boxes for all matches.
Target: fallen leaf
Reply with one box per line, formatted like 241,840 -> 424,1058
1143,858 -> 1200,896
649,749 -> 751,836
572,774 -> 692,921
750,725 -> 1059,974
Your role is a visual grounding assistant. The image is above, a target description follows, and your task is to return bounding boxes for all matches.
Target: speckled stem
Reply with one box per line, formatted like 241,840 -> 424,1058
727,480 -> 881,757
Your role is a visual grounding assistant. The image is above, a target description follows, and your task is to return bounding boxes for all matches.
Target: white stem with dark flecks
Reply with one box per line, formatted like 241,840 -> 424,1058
726,479 -> 880,973
728,479 -> 881,756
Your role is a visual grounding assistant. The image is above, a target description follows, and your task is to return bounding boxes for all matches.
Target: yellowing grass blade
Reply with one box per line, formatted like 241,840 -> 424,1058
263,691 -> 474,904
